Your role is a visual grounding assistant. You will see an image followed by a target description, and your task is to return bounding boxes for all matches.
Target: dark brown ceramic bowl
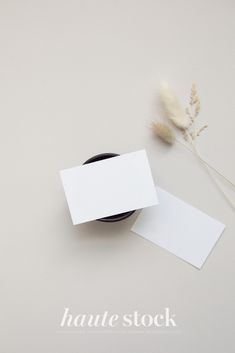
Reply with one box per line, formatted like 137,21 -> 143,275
83,153 -> 136,222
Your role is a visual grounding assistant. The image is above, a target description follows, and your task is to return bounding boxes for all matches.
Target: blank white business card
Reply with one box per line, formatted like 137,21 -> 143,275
131,187 -> 225,269
60,150 -> 158,225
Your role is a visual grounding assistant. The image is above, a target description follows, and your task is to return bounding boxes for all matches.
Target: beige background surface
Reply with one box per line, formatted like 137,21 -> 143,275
0,0 -> 235,352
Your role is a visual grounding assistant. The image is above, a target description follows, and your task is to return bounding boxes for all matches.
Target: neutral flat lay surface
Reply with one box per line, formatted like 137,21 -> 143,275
0,1 -> 234,352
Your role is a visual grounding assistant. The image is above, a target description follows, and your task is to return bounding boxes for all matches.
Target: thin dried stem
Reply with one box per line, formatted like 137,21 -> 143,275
176,139 -> 235,188
189,138 -> 235,210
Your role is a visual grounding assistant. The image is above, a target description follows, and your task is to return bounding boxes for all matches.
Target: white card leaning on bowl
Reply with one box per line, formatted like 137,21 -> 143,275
131,187 -> 225,269
60,150 -> 158,225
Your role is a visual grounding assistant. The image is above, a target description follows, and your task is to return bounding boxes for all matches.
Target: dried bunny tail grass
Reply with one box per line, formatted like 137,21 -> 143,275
160,81 -> 190,129
152,122 -> 176,145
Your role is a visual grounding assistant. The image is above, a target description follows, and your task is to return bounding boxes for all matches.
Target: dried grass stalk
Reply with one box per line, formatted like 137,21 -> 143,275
160,81 -> 190,129
153,81 -> 235,210
152,122 -> 175,144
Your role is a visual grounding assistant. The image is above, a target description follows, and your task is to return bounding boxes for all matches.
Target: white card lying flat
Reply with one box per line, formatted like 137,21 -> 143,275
131,187 -> 225,269
60,150 -> 158,225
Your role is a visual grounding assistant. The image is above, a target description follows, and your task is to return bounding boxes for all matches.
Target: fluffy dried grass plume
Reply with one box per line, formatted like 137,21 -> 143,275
152,122 -> 175,145
160,81 -> 190,129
